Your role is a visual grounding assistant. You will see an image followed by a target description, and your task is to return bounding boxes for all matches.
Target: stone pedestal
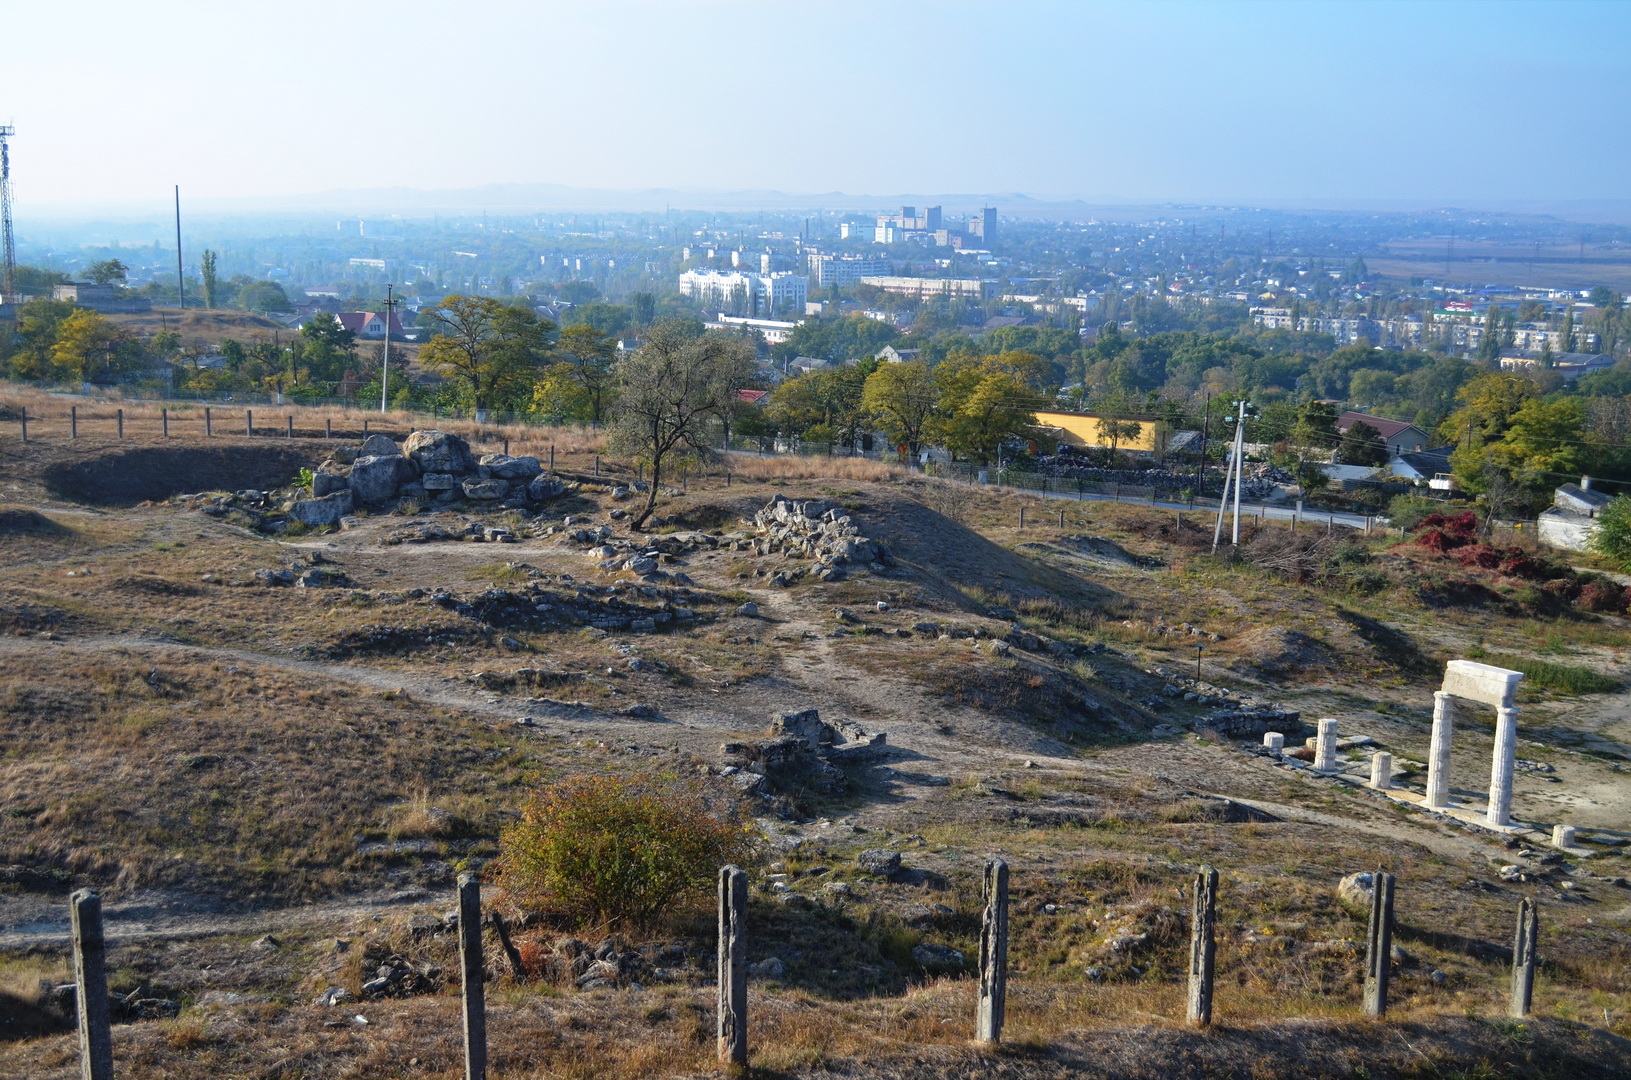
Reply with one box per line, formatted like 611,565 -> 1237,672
1552,824 -> 1576,849
1487,706 -> 1519,827
1263,732 -> 1284,751
1425,691 -> 1454,809
1313,718 -> 1339,772
1370,751 -> 1393,790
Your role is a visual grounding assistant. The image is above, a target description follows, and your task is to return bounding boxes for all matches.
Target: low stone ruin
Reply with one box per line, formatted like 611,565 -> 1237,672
732,494 -> 891,583
289,429 -> 567,527
718,708 -> 889,797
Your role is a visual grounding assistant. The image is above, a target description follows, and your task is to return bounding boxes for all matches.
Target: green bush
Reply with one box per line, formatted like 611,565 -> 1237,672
496,774 -> 754,930
1387,493 -> 1452,533
1590,494 -> 1631,571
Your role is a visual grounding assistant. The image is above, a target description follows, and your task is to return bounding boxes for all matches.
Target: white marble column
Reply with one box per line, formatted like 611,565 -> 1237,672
1425,691 -> 1454,809
1552,824 -> 1576,849
1486,706 -> 1519,827
1370,751 -> 1393,790
1313,718 -> 1339,772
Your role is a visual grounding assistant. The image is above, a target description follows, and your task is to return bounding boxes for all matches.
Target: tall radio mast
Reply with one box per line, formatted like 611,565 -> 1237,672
0,125 -> 15,303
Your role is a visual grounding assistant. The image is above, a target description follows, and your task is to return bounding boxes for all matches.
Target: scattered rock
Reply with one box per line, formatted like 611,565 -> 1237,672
911,943 -> 965,974
856,849 -> 901,876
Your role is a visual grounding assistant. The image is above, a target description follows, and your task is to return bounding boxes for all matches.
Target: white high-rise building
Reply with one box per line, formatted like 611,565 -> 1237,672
679,269 -> 808,317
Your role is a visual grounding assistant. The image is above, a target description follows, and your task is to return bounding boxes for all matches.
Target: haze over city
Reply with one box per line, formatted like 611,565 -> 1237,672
5,0 -> 1630,216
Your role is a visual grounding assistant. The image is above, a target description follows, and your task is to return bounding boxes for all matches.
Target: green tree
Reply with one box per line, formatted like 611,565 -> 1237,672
932,351 -> 1049,464
1590,495 -> 1631,571
1491,395 -> 1587,477
1335,419 -> 1389,466
297,314 -> 358,386
861,359 -> 940,456
628,292 -> 657,328
237,280 -> 292,313
420,295 -> 556,415
554,323 -> 619,423
610,319 -> 751,529
200,250 -> 218,309
83,258 -> 128,285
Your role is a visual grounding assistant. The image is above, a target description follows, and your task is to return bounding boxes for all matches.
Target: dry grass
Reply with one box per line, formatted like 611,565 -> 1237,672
0,382 -> 606,461
728,453 -> 909,483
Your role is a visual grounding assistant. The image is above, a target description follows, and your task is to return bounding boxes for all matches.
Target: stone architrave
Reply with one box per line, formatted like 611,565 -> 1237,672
1441,661 -> 1524,708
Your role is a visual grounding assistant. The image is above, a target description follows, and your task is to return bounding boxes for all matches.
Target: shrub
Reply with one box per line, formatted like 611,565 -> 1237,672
1387,493 -> 1444,532
1591,494 -> 1631,571
1414,511 -> 1480,552
496,774 -> 754,931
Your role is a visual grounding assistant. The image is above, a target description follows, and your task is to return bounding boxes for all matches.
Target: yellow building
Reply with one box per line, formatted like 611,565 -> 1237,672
1033,410 -> 1162,452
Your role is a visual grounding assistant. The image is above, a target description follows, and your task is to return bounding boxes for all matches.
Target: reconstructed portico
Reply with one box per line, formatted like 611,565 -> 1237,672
1424,660 -> 1525,828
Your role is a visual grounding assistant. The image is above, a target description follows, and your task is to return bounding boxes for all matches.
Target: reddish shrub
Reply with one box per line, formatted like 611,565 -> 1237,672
1453,544 -> 1501,569
1577,581 -> 1630,614
1414,511 -> 1479,551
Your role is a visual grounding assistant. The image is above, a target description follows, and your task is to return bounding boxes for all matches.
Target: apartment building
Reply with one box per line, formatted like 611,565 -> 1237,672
679,269 -> 808,317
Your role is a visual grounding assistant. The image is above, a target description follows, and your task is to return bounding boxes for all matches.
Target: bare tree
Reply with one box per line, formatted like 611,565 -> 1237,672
611,320 -> 754,530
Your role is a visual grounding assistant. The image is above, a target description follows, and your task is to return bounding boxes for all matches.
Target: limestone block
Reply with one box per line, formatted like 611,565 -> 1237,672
289,489 -> 355,527
1553,824 -> 1576,849
1442,660 -> 1524,709
1263,732 -> 1285,751
1370,751 -> 1393,790
359,433 -> 400,458
404,429 -> 475,475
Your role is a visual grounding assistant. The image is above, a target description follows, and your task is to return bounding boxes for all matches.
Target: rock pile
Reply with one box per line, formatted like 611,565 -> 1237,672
718,707 -> 889,797
290,429 -> 567,527
735,494 -> 891,583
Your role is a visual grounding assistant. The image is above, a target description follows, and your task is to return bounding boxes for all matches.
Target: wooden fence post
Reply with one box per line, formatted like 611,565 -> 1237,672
503,437 -> 509,456
19,406 -> 26,443
71,405 -> 77,438
70,888 -> 114,1080
976,857 -> 1009,1044
246,409 -> 253,437
718,865 -> 747,1066
364,419 -> 370,437
549,445 -> 555,471
325,418 -> 332,439
1058,509 -> 1065,529
287,416 -> 293,439
1188,866 -> 1218,1026
1363,867 -> 1395,1017
161,409 -> 168,438
457,873 -> 487,1080
117,409 -> 123,439
1511,897 -> 1538,1018
205,407 -> 212,437
1019,507 -> 1025,529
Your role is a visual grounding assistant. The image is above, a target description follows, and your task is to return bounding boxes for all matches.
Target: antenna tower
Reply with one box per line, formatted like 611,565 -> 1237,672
0,125 -> 14,303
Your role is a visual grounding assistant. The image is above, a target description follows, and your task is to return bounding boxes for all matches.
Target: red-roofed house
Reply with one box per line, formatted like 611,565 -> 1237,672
734,389 -> 769,405
336,311 -> 408,339
1336,411 -> 1428,457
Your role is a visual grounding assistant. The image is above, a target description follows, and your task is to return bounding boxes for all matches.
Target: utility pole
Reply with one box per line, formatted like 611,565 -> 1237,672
380,282 -> 398,413
174,185 -> 185,311
0,125 -> 14,304
1211,400 -> 1248,552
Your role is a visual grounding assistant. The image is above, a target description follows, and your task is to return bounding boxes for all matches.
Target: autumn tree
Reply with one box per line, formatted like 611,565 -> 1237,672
861,359 -> 940,456
610,320 -> 752,530
49,309 -> 138,383
932,351 -> 1049,464
420,295 -> 556,416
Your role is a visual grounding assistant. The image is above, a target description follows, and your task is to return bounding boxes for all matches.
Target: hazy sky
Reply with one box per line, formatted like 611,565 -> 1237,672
5,0 -> 1628,213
